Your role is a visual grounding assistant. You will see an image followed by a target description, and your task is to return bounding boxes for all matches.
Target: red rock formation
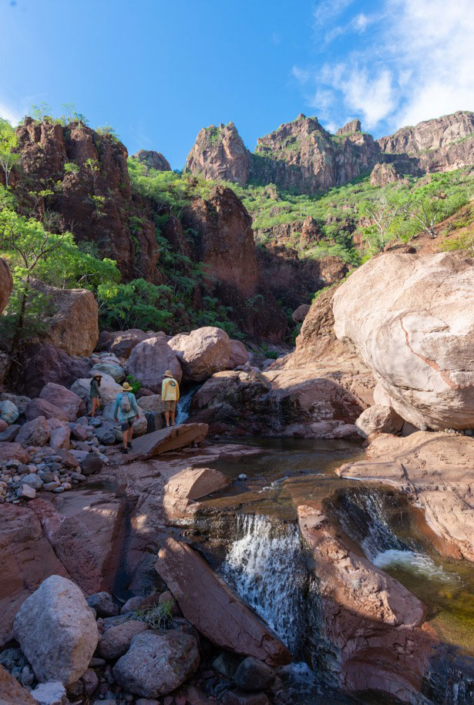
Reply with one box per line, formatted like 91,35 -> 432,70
185,122 -> 252,185
15,118 -> 159,282
182,186 -> 258,298
339,431 -> 474,561
0,504 -> 70,645
156,538 -> 292,666
378,111 -> 474,155
253,114 -> 379,194
132,149 -> 171,172
298,505 -> 435,702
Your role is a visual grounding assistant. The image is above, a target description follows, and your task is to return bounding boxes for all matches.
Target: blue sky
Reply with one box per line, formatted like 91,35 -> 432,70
1,0 -> 474,169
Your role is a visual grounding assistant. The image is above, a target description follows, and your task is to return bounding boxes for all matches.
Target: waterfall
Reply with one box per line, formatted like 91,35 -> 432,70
221,514 -> 308,654
331,487 -> 410,560
176,385 -> 200,425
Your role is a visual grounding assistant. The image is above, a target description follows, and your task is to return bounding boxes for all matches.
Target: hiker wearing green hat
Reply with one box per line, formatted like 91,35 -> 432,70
161,369 -> 180,427
113,381 -> 141,454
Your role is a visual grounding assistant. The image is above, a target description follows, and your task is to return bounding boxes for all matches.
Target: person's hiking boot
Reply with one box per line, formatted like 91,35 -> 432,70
121,447 -> 128,454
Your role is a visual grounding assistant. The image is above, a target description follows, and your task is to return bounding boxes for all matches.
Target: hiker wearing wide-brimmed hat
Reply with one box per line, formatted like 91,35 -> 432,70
89,374 -> 102,418
161,369 -> 180,427
113,381 -> 141,454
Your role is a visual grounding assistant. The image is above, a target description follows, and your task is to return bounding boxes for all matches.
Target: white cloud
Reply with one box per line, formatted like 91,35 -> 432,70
313,0 -> 355,27
0,100 -> 21,125
294,0 -> 474,134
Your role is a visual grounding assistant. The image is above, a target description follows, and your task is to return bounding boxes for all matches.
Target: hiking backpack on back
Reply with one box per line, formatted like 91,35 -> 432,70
121,393 -> 131,413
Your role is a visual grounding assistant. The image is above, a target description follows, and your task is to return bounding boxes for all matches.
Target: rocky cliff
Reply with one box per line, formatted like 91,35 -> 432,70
186,111 -> 474,194
252,114 -> 379,194
15,118 -> 160,282
132,149 -> 171,172
185,122 -> 252,185
377,111 -> 474,155
186,115 -> 380,194
8,119 -> 288,341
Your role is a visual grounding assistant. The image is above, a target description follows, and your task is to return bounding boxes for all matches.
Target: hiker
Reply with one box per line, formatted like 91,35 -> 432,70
113,382 -> 141,454
90,374 -> 102,418
161,369 -> 180,427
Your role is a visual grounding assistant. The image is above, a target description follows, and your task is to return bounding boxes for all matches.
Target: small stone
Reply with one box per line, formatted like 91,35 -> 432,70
22,473 -> 44,490
238,474 -> 247,481
19,484 -> 36,500
86,592 -> 119,618
98,620 -> 149,661
29,681 -> 67,705
234,657 -> 276,691
88,657 -> 106,668
81,668 -> 99,695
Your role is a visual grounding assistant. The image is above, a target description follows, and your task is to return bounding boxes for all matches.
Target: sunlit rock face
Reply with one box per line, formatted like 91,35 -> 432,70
333,251 -> 474,430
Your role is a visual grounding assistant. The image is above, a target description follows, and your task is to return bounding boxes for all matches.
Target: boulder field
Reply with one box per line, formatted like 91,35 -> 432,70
1,243 -> 474,702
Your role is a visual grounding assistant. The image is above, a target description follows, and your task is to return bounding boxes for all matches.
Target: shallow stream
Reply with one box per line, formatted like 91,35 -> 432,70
195,437 -> 474,703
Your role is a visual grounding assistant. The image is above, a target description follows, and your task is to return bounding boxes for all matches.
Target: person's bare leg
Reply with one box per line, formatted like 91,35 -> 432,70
128,426 -> 134,448
171,410 -> 176,426
165,411 -> 170,427
91,398 -> 97,418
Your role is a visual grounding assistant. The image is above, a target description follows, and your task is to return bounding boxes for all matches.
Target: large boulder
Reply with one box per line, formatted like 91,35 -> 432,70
15,344 -> 91,398
91,361 -> 125,383
0,258 -> 13,314
0,505 -> 70,646
163,466 -> 231,522
25,398 -> 69,423
169,327 -> 232,381
71,373 -> 122,406
292,303 -> 311,324
229,339 -> 249,368
39,383 -> 86,421
339,431 -> 474,561
110,329 -> 154,360
333,252 -> 474,430
355,405 -> 404,438
113,630 -> 200,697
297,505 -> 432,701
13,575 -> 99,685
98,620 -> 148,660
156,539 -> 291,666
129,424 -> 208,460
16,416 -> 50,447
0,399 -> 20,424
30,281 -> 99,357
0,442 -> 28,463
126,336 -> 182,392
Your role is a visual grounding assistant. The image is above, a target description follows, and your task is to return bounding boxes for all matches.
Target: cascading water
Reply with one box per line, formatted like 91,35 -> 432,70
176,384 -> 201,424
330,486 -> 411,560
221,514 -> 309,655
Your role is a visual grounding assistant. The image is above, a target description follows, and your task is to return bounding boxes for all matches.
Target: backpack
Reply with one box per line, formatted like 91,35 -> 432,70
121,393 -> 132,413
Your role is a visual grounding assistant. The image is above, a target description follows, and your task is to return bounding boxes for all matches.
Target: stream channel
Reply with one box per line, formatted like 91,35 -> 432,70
185,437 -> 474,704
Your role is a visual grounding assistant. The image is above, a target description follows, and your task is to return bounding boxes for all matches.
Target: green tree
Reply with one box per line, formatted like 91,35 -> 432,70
29,102 -> 52,122
0,197 -> 119,354
0,118 -> 20,188
97,279 -> 173,331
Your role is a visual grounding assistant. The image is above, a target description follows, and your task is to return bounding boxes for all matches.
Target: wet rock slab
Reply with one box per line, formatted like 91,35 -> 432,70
156,538 -> 292,667
126,423 -> 208,460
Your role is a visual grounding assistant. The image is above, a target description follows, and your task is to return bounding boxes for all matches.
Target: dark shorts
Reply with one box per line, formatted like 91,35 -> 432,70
164,400 -> 177,412
120,417 -> 135,432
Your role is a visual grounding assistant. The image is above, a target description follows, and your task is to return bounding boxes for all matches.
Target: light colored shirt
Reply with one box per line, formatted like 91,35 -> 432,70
113,392 -> 139,422
161,377 -> 180,401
